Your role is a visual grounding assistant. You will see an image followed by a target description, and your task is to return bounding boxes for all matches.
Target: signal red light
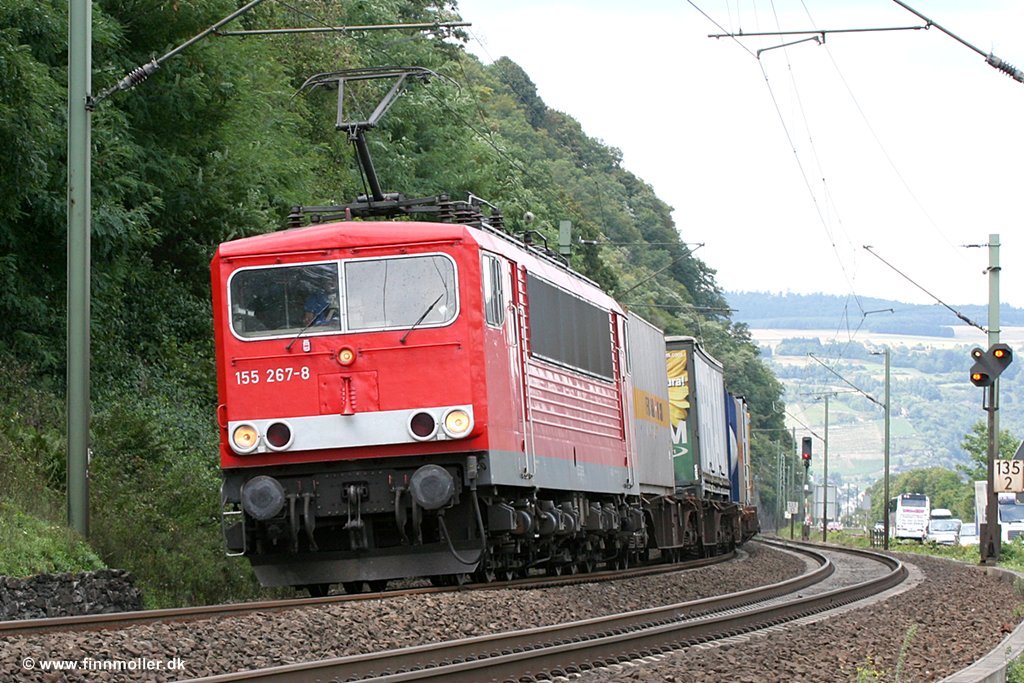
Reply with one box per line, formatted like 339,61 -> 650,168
801,436 -> 812,463
266,422 -> 292,449
409,412 -> 437,440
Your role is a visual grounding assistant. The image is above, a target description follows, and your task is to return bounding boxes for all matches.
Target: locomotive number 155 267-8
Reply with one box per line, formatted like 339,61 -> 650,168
235,367 -> 311,385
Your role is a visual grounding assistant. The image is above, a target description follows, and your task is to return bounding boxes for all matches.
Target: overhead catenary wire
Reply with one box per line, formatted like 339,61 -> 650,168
250,0 -> 532,180
807,353 -> 884,408
91,0 -> 271,106
458,33 -> 718,336
789,0 -> 972,275
783,409 -> 823,442
690,0 -> 1005,369
688,0 -> 866,320
862,245 -> 985,332
890,0 -> 1024,83
764,0 -> 865,318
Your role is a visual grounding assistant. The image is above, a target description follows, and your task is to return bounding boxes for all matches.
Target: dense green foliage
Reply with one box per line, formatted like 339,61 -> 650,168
0,0 -> 786,605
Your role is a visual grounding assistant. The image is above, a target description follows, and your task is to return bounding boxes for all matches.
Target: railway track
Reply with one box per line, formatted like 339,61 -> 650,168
181,540 -> 904,683
0,551 -> 734,638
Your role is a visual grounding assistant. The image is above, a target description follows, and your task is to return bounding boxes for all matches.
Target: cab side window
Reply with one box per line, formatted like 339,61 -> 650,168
482,254 -> 504,327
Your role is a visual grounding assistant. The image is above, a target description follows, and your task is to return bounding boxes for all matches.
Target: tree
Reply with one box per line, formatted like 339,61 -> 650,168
865,467 -> 974,523
957,420 -> 1020,483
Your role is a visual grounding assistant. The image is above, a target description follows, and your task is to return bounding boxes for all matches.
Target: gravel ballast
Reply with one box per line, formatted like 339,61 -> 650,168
579,550 -> 1024,683
1,543 -> 1020,682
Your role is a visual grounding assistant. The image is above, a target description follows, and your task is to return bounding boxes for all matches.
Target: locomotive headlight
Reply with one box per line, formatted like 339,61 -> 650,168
337,346 -> 356,366
232,424 -> 260,453
442,409 -> 472,438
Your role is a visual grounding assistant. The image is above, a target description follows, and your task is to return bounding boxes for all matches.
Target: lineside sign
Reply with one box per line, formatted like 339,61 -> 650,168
995,460 -> 1024,493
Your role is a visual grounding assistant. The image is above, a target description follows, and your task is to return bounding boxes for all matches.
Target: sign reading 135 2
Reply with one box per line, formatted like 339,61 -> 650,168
995,460 -> 1024,493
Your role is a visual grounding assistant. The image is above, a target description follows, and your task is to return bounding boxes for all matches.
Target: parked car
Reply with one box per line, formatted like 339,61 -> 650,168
958,523 -> 980,546
926,518 -> 962,545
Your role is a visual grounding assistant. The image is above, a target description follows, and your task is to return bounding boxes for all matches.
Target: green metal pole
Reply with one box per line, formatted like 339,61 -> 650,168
983,233 -> 1001,564
67,0 -> 91,537
822,394 -> 829,542
883,346 -> 890,550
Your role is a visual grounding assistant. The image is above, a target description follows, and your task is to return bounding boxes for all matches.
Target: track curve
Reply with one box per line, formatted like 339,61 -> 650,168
180,540 -> 903,682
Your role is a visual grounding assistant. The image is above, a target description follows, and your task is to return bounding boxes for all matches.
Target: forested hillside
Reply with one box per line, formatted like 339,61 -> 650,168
0,0 -> 785,605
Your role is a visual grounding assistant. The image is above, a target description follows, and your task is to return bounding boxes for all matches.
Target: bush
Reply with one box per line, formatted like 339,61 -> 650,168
86,383 -> 268,608
0,353 -> 269,607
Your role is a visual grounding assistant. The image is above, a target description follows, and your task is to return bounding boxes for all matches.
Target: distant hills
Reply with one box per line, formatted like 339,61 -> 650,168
726,291 -> 1024,337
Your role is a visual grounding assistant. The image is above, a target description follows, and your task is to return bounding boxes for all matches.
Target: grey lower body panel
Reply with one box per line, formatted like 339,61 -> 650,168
480,449 -> 636,495
250,544 -> 482,586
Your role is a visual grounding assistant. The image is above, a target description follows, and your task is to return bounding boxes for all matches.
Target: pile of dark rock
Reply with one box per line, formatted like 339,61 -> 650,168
0,569 -> 141,620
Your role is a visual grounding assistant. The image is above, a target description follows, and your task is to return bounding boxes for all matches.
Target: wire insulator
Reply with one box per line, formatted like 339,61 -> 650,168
986,54 -> 1024,83
116,60 -> 160,92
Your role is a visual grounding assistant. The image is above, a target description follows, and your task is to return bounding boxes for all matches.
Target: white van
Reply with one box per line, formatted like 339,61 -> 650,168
926,518 -> 961,545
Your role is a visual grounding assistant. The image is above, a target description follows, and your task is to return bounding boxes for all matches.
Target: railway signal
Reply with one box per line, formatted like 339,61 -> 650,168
970,344 -> 1013,387
801,437 -> 812,466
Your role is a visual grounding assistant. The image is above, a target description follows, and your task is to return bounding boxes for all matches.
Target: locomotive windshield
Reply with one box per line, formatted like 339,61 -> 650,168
228,254 -> 457,339
344,255 -> 456,331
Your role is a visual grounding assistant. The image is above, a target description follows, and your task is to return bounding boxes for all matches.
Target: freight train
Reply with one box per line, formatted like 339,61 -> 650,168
212,209 -> 759,595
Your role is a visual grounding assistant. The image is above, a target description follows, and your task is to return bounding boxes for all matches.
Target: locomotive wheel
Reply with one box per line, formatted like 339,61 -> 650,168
473,564 -> 497,583
429,574 -> 470,587
367,579 -> 388,592
304,583 -> 331,598
342,581 -> 365,594
545,564 -> 564,577
614,551 -> 630,570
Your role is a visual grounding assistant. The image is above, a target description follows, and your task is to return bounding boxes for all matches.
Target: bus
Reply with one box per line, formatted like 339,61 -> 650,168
889,493 -> 930,542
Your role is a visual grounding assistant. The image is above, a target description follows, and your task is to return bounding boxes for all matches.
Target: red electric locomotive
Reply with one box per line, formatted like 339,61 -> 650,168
213,216 -> 656,592
212,68 -> 750,594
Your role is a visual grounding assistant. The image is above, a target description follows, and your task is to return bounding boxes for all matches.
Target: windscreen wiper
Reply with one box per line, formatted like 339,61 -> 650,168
399,293 -> 444,345
285,301 -> 331,351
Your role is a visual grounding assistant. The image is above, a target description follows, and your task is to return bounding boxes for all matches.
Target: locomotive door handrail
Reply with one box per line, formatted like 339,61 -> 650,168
615,314 -> 636,490
513,264 -> 535,480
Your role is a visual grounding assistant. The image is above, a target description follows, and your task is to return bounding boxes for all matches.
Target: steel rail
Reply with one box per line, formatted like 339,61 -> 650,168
0,551 -> 734,637
183,541 -> 897,683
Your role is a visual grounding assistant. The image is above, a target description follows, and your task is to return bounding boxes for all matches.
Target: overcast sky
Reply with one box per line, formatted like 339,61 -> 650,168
455,0 -> 1024,311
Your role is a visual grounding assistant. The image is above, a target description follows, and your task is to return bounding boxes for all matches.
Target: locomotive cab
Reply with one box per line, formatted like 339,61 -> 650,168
213,222 -> 491,590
